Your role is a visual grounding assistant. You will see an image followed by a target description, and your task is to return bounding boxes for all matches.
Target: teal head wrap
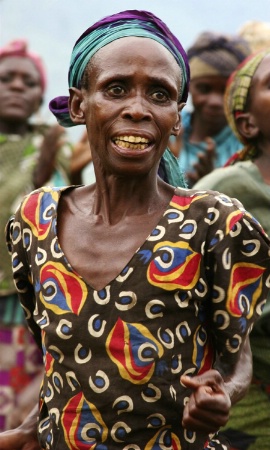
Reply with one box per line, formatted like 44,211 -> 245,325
49,10 -> 189,188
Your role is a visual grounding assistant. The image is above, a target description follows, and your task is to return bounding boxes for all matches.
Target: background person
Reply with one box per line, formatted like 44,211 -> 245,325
171,31 -> 250,187
194,48 -> 270,450
0,39 -> 72,431
238,20 -> 270,53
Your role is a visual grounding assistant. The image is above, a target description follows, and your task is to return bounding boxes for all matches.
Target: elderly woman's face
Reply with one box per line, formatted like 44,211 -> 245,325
77,37 -> 183,176
0,56 -> 42,123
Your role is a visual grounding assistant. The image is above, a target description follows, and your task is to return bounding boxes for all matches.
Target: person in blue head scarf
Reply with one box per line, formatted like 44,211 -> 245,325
1,9 -> 270,450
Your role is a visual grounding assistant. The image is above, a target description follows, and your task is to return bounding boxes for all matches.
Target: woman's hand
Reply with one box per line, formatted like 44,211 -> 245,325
181,369 -> 231,433
186,137 -> 216,187
32,124 -> 66,188
70,129 -> 92,175
0,405 -> 40,450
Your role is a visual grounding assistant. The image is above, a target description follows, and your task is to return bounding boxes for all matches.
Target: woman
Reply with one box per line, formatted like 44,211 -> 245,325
0,39 -> 72,432
173,31 -> 250,187
0,11 -> 269,450
194,49 -> 270,449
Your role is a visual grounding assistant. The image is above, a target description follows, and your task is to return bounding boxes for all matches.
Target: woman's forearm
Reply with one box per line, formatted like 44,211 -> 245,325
216,336 -> 252,405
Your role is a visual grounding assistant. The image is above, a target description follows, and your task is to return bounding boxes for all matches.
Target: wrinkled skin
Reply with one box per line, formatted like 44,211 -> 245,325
0,405 -> 40,450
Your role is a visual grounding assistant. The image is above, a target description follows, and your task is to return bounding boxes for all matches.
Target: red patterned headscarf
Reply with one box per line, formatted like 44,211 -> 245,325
224,49 -> 270,165
0,39 -> 46,93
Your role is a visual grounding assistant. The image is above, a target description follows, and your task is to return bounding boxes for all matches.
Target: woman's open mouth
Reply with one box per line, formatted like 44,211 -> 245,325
112,135 -> 150,150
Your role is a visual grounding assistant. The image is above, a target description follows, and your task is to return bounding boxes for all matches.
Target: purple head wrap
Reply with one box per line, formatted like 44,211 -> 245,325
49,10 -> 190,127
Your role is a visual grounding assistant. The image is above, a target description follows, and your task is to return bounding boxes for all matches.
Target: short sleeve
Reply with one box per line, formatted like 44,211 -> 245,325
206,210 -> 270,362
5,208 -> 42,349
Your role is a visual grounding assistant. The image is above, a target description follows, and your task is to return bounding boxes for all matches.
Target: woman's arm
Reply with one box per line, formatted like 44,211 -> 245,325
0,405 -> 40,450
216,336 -> 252,405
32,124 -> 66,188
181,336 -> 252,433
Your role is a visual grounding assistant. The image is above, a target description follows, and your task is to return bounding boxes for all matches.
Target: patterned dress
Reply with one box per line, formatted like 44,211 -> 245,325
6,185 -> 270,450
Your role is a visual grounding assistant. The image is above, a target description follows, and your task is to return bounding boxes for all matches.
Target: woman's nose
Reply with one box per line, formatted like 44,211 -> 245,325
9,75 -> 26,91
207,92 -> 225,107
122,94 -> 152,121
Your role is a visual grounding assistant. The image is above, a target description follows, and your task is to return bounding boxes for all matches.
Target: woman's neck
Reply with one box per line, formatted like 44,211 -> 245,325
77,174 -> 174,226
190,112 -> 226,142
0,121 -> 29,136
254,140 -> 270,184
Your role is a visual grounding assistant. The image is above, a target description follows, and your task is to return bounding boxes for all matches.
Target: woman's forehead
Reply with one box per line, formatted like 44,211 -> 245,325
91,36 -> 181,72
0,56 -> 40,78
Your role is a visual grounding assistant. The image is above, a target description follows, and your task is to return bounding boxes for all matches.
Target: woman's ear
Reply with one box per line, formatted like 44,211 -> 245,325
235,112 -> 259,141
171,103 -> 185,136
68,87 -> 86,125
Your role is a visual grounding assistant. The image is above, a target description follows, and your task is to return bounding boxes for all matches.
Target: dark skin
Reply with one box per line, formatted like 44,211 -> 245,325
59,37 -> 184,290
0,37 -> 252,449
0,55 -> 61,430
0,56 -> 66,188
172,75 -> 229,187
236,53 -> 270,185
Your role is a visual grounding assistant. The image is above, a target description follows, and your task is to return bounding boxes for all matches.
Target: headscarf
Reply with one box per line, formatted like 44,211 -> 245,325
49,10 -> 190,188
224,49 -> 270,165
49,10 -> 190,128
0,39 -> 46,93
187,32 -> 250,80
238,20 -> 270,53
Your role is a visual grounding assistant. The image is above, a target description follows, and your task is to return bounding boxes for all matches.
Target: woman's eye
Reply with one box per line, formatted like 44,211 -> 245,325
107,85 -> 125,96
25,80 -> 39,88
151,90 -> 169,102
0,75 -> 11,83
196,84 -> 211,94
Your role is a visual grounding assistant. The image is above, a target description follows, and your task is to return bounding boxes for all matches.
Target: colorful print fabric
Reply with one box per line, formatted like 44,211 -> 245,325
6,186 -> 270,449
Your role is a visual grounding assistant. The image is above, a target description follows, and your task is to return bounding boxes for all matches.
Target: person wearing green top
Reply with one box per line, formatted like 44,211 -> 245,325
0,39 -> 72,431
194,49 -> 270,450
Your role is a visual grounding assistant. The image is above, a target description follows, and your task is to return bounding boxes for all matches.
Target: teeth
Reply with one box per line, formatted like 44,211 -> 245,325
114,135 -> 150,144
114,140 -> 148,150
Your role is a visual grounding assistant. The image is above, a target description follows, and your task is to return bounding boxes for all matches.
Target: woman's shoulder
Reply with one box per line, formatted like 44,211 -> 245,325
172,187 -> 270,248
14,186 -> 74,221
173,186 -> 245,218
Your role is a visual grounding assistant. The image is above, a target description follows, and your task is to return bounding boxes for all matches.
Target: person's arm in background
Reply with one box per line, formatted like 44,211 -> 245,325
70,129 -> 92,185
0,405 -> 40,450
168,128 -> 216,188
32,124 -> 66,188
168,131 -> 183,158
185,137 -> 216,187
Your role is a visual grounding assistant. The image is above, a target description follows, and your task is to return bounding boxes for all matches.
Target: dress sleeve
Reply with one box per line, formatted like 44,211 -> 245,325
205,209 -> 270,363
5,210 -> 42,350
